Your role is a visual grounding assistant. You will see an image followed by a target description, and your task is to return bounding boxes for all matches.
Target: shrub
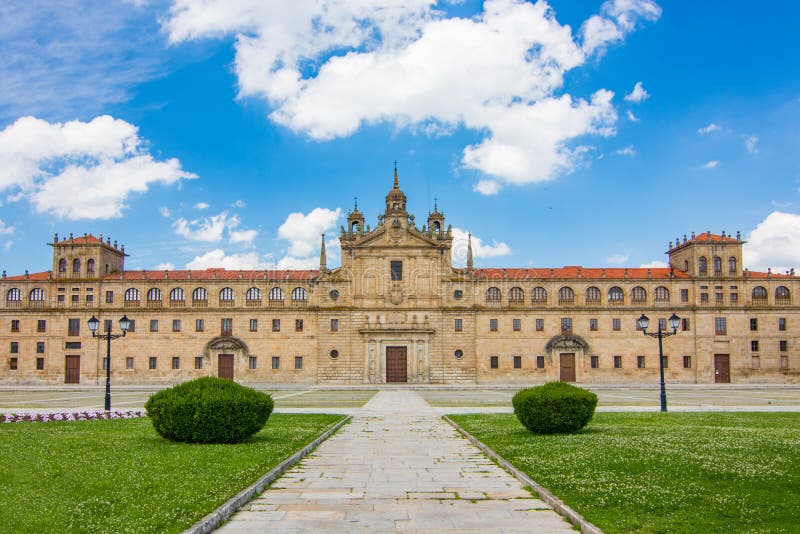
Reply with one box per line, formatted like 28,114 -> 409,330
512,382 -> 598,435
145,377 -> 273,443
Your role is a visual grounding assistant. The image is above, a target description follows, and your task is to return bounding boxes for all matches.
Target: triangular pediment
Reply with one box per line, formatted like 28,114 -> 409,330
349,223 -> 442,250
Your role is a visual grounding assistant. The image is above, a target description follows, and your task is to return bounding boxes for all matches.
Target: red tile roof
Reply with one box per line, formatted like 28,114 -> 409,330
2,271 -> 52,281
472,267 -> 691,281
669,232 -> 741,251
101,269 -> 320,281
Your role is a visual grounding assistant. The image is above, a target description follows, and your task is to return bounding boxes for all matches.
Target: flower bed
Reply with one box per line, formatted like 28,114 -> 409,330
1,410 -> 146,423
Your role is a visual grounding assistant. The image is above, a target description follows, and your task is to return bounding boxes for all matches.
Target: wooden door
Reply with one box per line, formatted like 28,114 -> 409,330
218,354 -> 234,380
559,353 -> 576,382
714,354 -> 730,383
386,346 -> 407,383
65,355 -> 80,384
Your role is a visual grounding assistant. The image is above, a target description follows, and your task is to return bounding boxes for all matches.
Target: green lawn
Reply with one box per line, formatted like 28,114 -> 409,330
450,412 -> 800,533
0,414 -> 344,533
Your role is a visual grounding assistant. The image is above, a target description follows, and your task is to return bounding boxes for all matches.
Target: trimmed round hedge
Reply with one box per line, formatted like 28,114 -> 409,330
145,377 -> 273,443
512,381 -> 598,435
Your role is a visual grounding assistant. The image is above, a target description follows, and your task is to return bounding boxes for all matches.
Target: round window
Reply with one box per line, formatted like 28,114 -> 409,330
330,349 -> 339,359
453,289 -> 463,300
329,289 -> 340,300
454,349 -> 463,359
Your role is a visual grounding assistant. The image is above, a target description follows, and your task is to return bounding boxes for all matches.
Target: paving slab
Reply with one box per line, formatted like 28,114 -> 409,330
219,390 -> 574,532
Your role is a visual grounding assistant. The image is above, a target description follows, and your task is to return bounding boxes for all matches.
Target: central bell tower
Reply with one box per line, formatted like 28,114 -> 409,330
385,163 -> 407,217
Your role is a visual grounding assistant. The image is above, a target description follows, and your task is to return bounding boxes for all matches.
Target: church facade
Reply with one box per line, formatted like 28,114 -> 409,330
1,171 -> 798,385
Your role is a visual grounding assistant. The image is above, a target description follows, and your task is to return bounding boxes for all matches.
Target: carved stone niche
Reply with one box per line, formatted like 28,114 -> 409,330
204,336 -> 249,357
545,334 -> 589,353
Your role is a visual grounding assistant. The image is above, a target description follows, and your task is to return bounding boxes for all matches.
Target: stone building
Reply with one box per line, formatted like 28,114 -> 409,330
1,170 -> 798,385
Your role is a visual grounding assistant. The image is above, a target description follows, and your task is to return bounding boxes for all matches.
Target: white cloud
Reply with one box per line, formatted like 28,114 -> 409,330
0,220 -> 15,236
164,0 -> 658,193
0,115 -> 195,219
743,134 -> 759,154
159,206 -> 171,218
277,207 -> 341,257
700,160 -> 719,169
606,253 -> 629,264
624,81 -> 649,103
229,228 -> 258,244
194,201 -> 210,210
155,262 -> 175,270
173,210 -> 257,244
186,249 -> 267,270
276,256 -> 320,270
698,123 -> 720,135
451,227 -> 511,266
743,211 -> 800,272
615,145 -> 636,156
580,0 -> 661,56
473,179 -> 501,196
626,109 -> 639,122
639,260 -> 668,268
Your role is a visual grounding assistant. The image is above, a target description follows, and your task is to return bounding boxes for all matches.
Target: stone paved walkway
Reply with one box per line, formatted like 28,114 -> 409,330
219,390 -> 573,532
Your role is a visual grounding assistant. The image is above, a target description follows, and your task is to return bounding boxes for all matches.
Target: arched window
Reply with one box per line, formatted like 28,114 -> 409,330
124,288 -> 139,302
433,221 -> 441,232
631,286 -> 647,303
146,288 -> 162,302
698,256 -> 708,275
585,286 -> 601,304
219,287 -> 235,302
713,256 -> 722,275
291,287 -> 307,302
72,258 -> 81,273
6,288 -> 21,302
351,221 -> 360,232
87,259 -> 95,274
728,257 -> 737,275
508,287 -> 524,302
29,288 -> 45,302
683,260 -> 689,272
246,287 -> 262,301
608,286 -> 624,303
486,287 -> 501,302
776,286 -> 791,302
558,286 -> 574,304
531,286 -> 548,304
192,287 -> 208,301
752,286 -> 767,300
269,287 -> 284,301
654,286 -> 670,303
169,288 -> 185,302
58,258 -> 67,273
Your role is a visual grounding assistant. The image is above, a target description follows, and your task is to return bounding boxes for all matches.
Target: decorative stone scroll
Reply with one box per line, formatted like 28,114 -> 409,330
545,334 -> 589,353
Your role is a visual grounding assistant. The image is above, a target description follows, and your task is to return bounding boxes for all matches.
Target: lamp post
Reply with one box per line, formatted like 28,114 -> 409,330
637,312 -> 680,412
88,315 -> 130,411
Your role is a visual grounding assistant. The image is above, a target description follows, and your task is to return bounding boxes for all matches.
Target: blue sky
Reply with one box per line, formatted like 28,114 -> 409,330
1,0 -> 799,275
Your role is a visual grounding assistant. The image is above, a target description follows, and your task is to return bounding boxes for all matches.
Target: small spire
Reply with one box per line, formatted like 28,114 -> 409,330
434,197 -> 438,212
354,196 -> 358,211
393,161 -> 399,189
319,233 -> 327,271
466,233 -> 474,271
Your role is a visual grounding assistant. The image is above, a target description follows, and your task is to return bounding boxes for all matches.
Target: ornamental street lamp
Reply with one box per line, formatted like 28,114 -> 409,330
637,312 -> 681,412
88,315 -> 130,411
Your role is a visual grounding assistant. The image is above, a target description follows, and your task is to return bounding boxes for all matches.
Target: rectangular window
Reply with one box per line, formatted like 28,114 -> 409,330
36,357 -> 44,370
249,319 -> 258,332
36,341 -> 45,354
10,342 -> 19,354
700,293 -> 709,304
272,356 -> 280,369
149,319 -> 158,332
512,318 -> 521,332
779,318 -> 787,331
513,355 -> 522,369
148,356 -> 157,370
127,320 -> 135,333
489,318 -> 498,332
637,355 -> 646,369
751,340 -> 759,352
221,318 -> 232,335
195,356 -> 203,369
172,319 -> 181,332
454,319 -> 463,332
65,341 -> 81,349
661,355 -> 669,368
196,319 -> 204,332
680,289 -> 689,302
295,319 -> 304,332
612,318 -> 621,332
589,318 -> 598,332
614,355 -> 622,369
126,357 -> 134,370
86,295 -> 94,304
535,319 -> 544,332
71,295 -> 79,303
730,293 -> 738,303
561,318 -> 572,333
249,356 -> 257,369
330,318 -> 339,332
750,318 -> 758,331
272,319 -> 280,332
294,356 -> 303,370
37,320 -> 46,333
681,318 -> 691,331
658,318 -> 667,331
780,340 -> 788,352
683,355 -> 692,369
11,320 -> 20,332
490,356 -> 498,369
715,292 -> 724,303
172,356 -> 180,370
590,355 -> 599,369
105,291 -> 114,303
752,355 -> 760,370
390,260 -> 403,281
536,355 -> 545,369
104,319 -> 112,333
68,318 -> 80,336
780,355 -> 789,371
715,317 -> 727,335
9,357 -> 18,370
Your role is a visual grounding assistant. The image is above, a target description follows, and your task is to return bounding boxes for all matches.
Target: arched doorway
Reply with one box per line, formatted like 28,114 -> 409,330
204,336 -> 249,380
545,334 -> 589,383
